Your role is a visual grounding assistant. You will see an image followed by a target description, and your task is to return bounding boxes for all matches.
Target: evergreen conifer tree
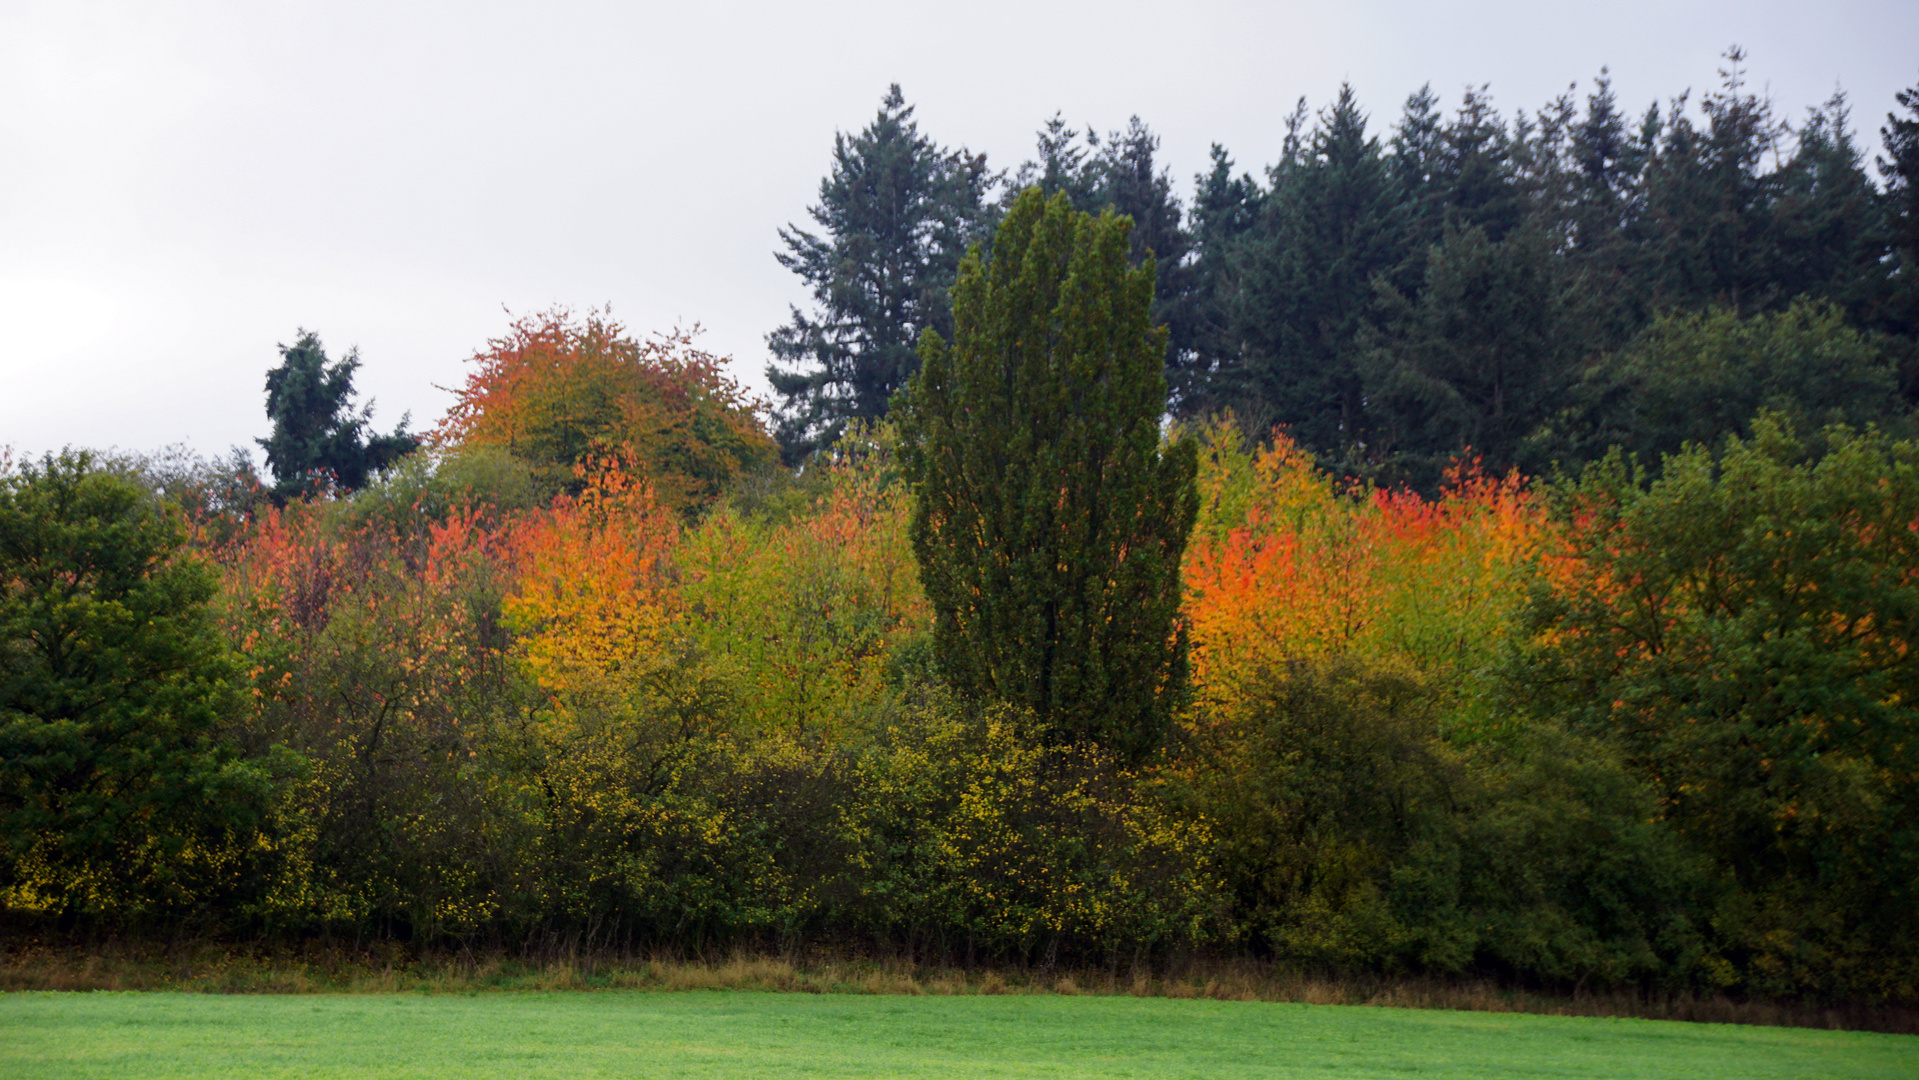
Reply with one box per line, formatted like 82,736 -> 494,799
1364,221 -> 1584,481
1009,115 -> 1198,391
767,85 -> 989,461
1179,145 -> 1264,412
899,188 -> 1199,760
1771,92 -> 1886,318
1227,85 -> 1406,457
1875,80 -> 1919,385
258,331 -> 416,503
1640,48 -> 1785,313
1096,118 -> 1197,379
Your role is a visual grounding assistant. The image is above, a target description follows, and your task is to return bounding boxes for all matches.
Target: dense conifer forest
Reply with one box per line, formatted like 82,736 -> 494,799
4,51 -> 1918,1009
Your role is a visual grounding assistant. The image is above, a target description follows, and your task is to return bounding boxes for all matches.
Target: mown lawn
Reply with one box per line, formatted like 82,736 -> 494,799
2,989 -> 1912,1079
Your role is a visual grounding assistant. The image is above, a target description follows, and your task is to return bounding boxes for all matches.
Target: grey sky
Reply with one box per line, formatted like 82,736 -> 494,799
3,0 -> 1914,461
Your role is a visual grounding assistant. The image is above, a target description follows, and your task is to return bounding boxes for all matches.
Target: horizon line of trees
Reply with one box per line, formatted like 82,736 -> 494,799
5,268 -> 1917,1005
768,50 -> 1919,488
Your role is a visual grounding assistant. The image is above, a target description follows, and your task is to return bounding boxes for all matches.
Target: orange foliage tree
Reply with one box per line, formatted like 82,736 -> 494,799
502,454 -> 685,715
1180,417 -> 1545,720
437,309 -> 777,514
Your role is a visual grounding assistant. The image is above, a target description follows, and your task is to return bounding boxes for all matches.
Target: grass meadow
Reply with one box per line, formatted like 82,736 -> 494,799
5,988 -> 1915,1079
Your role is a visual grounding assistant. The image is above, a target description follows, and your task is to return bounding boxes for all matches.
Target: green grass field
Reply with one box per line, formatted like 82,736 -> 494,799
3,990 -> 1912,1079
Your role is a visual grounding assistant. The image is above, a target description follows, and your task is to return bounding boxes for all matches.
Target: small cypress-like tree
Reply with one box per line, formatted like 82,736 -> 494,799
899,187 -> 1200,760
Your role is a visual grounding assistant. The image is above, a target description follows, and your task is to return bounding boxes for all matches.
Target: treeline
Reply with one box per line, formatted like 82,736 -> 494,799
770,52 -> 1919,487
4,302 -> 1915,1003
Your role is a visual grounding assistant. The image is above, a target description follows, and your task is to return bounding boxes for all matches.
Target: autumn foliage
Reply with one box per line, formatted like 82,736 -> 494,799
437,309 -> 776,513
1181,416 -> 1544,718
11,313 -> 1916,1004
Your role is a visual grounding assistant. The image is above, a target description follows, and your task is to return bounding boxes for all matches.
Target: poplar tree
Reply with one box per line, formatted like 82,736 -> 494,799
899,188 -> 1199,760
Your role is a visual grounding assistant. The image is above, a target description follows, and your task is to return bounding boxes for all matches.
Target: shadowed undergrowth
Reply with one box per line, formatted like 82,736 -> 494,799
2,942 -> 1911,1034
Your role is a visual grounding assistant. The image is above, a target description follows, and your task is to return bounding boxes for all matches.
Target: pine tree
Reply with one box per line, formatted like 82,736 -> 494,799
258,331 -> 416,503
767,85 -> 990,461
899,187 -> 1199,760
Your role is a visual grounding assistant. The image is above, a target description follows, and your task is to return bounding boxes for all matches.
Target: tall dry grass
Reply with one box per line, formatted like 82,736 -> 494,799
1,940 -> 1909,1034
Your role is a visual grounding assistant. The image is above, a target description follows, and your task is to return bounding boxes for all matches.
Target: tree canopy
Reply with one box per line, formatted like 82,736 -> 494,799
0,452 -> 274,924
437,309 -> 776,514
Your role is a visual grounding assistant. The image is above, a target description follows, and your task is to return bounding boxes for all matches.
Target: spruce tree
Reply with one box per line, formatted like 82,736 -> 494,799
1009,115 -> 1199,393
767,85 -> 989,461
1772,92 -> 1885,318
1179,145 -> 1264,413
258,331 -> 416,503
1640,48 -> 1785,313
1227,85 -> 1406,457
1878,80 -> 1919,404
899,187 -> 1199,760
1012,113 -> 1103,211
1096,118 -> 1197,381
1439,86 -> 1523,243
1564,69 -> 1655,347
1363,221 -> 1584,482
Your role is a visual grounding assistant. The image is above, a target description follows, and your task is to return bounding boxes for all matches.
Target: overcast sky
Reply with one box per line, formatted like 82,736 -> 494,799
4,0 -> 1915,461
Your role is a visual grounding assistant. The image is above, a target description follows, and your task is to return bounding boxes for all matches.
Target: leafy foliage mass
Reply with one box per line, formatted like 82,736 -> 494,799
13,392 -> 1915,1001
438,309 -> 776,514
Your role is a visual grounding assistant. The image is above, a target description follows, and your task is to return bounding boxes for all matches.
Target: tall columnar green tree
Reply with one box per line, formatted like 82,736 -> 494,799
258,331 -> 417,503
1008,115 -> 1198,393
899,188 -> 1200,760
767,85 -> 990,461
